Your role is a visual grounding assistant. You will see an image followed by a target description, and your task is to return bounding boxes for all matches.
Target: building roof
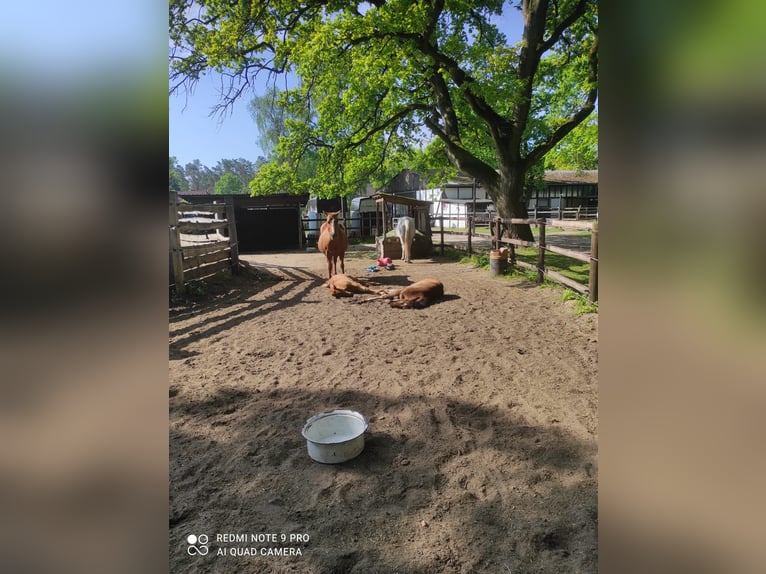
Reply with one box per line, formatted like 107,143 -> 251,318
370,192 -> 432,207
543,170 -> 598,184
177,192 -> 310,208
437,198 -> 494,204
381,169 -> 599,190
176,189 -> 211,196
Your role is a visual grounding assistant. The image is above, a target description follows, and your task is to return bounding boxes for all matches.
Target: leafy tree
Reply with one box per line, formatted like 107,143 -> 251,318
169,156 -> 189,191
248,87 -> 320,191
248,87 -> 288,160
214,172 -> 245,195
544,113 -> 598,171
170,0 -> 597,241
184,159 -> 217,193
214,158 -> 257,188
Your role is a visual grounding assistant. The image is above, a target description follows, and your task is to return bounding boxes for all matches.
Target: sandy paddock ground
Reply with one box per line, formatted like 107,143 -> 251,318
169,246 -> 598,573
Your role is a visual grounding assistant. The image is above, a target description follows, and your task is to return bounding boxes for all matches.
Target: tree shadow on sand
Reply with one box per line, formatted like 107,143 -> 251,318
169,275 -> 324,359
169,385 -> 597,573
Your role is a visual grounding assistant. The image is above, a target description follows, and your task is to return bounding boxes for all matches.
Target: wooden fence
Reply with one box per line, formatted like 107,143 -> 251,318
527,206 -> 598,220
433,214 -> 598,303
169,191 -> 239,295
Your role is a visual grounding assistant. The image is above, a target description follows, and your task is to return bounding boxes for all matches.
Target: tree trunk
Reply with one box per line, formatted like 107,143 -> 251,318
487,171 -> 534,243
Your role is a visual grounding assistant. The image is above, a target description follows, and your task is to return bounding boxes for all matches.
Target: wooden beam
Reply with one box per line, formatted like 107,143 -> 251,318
225,196 -> 240,271
537,221 -> 546,284
544,269 -> 589,294
544,244 -> 590,263
169,192 -> 185,295
183,248 -> 232,271
501,237 -> 536,249
184,259 -> 232,282
178,240 -> 230,257
589,221 -> 598,302
547,218 -> 594,231
177,220 -> 230,233
177,203 -> 227,214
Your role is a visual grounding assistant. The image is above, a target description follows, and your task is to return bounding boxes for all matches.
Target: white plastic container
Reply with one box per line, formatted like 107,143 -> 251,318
301,410 -> 368,464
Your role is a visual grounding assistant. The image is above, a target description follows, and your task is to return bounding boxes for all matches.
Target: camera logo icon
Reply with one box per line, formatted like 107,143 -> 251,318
186,534 -> 209,556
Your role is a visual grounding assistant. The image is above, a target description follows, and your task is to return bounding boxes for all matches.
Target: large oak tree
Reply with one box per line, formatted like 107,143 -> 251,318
170,0 -> 597,241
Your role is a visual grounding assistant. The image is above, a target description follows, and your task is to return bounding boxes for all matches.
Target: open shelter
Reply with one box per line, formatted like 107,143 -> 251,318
371,193 -> 433,260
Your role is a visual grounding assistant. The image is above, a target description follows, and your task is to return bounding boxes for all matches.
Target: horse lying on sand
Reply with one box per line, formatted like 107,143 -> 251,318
359,278 -> 444,309
326,274 -> 386,298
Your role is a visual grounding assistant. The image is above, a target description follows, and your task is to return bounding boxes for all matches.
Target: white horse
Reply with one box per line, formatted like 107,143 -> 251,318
396,216 -> 416,263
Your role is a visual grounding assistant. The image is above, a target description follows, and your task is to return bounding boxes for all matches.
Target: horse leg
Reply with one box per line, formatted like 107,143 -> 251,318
339,253 -> 345,275
326,255 -> 333,278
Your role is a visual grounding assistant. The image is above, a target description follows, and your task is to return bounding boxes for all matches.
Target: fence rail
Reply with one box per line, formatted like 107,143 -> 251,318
431,214 -> 598,303
169,192 -> 239,295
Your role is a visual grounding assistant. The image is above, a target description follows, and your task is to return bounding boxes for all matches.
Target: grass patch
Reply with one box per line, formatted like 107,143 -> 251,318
442,245 -> 597,314
459,252 -> 490,268
561,289 -> 598,314
515,247 -> 589,284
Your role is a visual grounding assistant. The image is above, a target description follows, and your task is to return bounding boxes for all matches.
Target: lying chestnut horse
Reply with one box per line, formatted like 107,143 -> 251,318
317,210 -> 348,279
360,279 -> 444,309
326,274 -> 385,298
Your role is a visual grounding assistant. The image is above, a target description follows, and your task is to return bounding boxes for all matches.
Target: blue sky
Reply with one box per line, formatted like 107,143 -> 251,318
169,6 -> 524,169
170,73 -> 269,167
1,1 -> 161,80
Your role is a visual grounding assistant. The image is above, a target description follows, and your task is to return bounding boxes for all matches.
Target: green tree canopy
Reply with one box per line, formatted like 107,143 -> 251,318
214,172 -> 245,195
169,156 -> 189,191
170,0 -> 597,240
248,87 -> 320,191
184,159 -> 217,193
544,113 -> 598,171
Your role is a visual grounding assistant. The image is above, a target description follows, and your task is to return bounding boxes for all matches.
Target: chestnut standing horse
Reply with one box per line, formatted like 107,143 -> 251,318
317,210 -> 348,279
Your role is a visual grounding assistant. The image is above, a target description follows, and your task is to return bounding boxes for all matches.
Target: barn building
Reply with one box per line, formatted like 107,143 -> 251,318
371,168 -> 598,222
178,192 -> 308,251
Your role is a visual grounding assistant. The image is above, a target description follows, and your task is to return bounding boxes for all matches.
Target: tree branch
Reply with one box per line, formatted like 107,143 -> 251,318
347,103 -> 431,148
540,0 -> 589,53
424,116 -> 499,186
524,33 -> 598,167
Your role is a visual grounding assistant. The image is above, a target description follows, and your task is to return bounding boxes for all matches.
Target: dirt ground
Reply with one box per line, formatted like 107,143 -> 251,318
169,246 -> 598,573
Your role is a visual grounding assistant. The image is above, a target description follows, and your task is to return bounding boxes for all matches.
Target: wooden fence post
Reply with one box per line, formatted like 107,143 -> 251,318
169,191 -> 186,295
439,215 -> 445,255
467,216 -> 473,255
589,220 -> 598,302
537,219 -> 546,284
225,196 -> 240,273
494,217 -> 501,251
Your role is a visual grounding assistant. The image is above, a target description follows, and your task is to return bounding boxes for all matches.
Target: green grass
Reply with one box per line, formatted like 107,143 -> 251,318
439,245 -> 597,314
515,247 -> 590,284
458,252 -> 490,268
561,289 -> 599,314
